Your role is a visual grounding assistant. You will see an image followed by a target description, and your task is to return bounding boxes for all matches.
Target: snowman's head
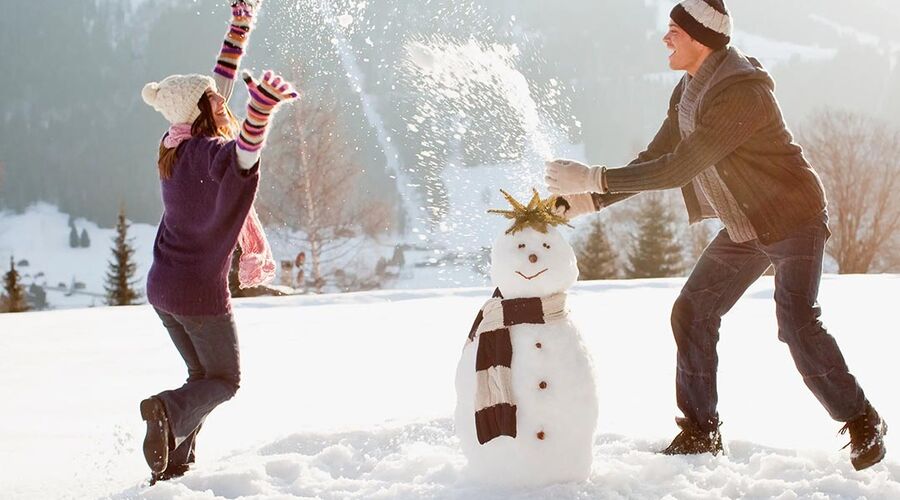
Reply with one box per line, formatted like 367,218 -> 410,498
487,189 -> 578,298
490,223 -> 578,299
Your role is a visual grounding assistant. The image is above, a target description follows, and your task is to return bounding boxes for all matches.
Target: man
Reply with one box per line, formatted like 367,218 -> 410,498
545,0 -> 887,470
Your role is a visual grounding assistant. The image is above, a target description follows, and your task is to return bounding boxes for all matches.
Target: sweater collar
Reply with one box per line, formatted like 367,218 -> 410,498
684,48 -> 728,91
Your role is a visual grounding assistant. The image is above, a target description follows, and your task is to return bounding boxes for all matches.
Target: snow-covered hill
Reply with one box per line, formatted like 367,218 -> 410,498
0,204 -> 158,309
1,277 -> 897,499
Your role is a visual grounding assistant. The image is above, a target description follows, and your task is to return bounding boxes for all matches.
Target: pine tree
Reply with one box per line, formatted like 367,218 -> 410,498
69,226 -> 80,248
576,216 -> 619,280
104,205 -> 141,306
2,256 -> 30,313
627,195 -> 685,278
79,228 -> 91,248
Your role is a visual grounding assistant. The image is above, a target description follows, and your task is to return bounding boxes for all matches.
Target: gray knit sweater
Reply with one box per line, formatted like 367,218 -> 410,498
594,47 -> 827,245
679,49 -> 758,243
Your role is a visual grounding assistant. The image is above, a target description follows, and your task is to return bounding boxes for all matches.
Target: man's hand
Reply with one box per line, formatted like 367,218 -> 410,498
545,159 -> 606,195
552,193 -> 598,220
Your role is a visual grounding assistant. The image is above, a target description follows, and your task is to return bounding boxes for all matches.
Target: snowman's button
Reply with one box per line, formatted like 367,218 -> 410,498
536,431 -> 545,440
539,381 -> 548,390
535,342 -> 542,349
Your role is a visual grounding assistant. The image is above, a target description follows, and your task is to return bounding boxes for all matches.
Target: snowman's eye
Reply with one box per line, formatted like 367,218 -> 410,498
543,243 -> 551,249
518,243 -> 526,249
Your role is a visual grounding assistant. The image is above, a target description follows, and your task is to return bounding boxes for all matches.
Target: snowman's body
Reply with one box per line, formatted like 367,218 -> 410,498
455,223 -> 598,487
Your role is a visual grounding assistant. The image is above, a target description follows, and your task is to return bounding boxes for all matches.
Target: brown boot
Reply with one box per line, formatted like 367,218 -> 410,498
140,397 -> 170,474
840,401 -> 888,471
661,417 -> 724,456
149,463 -> 190,486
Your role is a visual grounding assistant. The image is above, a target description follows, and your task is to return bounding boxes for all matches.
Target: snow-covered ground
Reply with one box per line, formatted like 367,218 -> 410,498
0,204 -> 158,310
1,276 -> 898,499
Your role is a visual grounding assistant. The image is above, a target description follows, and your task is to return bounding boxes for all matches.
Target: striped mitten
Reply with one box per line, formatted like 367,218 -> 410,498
213,1 -> 261,80
237,70 -> 299,153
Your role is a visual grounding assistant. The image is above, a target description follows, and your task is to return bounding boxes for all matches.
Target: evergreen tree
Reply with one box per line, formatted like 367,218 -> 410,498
79,228 -> 91,248
104,205 -> 141,306
2,256 -> 29,313
627,195 -> 685,278
69,226 -> 80,248
576,216 -> 619,280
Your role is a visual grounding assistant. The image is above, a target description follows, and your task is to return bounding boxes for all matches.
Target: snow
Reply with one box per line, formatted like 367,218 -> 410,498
1,275 -> 898,499
0,203 -> 158,309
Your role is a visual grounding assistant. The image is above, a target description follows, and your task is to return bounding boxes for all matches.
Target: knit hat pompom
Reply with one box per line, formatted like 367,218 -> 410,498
140,74 -> 217,125
141,82 -> 161,107
671,0 -> 732,51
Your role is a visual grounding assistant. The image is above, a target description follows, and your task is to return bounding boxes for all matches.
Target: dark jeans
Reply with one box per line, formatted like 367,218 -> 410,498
672,215 -> 866,431
153,308 -> 241,467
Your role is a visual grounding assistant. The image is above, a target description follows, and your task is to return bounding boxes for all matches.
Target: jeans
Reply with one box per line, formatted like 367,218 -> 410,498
153,308 -> 241,466
671,214 -> 866,431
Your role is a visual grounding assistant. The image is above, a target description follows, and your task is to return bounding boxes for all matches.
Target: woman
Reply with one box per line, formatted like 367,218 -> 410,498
138,0 -> 298,483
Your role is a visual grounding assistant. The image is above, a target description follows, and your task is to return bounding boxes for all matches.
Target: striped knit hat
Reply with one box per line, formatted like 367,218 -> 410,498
141,74 -> 217,125
670,0 -> 732,50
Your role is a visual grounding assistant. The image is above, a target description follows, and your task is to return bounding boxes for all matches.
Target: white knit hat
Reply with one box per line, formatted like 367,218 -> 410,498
141,74 -> 218,125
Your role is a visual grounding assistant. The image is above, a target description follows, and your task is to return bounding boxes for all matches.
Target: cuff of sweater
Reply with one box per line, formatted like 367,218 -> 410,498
603,166 -> 641,194
590,165 -> 609,194
236,145 -> 260,170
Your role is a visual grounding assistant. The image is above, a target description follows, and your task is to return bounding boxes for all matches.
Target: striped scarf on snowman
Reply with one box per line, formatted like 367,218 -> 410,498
466,288 -> 568,444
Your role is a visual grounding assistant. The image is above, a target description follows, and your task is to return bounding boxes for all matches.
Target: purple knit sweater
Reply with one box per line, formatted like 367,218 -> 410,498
147,136 -> 260,316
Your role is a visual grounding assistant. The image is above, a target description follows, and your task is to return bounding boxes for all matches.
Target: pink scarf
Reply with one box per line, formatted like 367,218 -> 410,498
164,123 -> 276,290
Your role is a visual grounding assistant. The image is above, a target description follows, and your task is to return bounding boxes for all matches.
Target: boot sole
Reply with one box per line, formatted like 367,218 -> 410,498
140,398 -> 169,474
852,419 -> 888,471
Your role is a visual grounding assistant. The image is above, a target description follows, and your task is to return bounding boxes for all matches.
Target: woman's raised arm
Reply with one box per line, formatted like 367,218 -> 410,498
212,0 -> 263,103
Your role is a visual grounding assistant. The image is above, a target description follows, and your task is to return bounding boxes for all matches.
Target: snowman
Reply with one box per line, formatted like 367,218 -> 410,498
455,189 -> 598,487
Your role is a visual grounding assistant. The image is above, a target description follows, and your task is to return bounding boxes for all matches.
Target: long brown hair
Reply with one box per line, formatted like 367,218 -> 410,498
157,92 -> 239,180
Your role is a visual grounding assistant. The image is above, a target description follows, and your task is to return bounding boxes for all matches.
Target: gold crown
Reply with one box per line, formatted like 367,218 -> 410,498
488,189 -> 573,235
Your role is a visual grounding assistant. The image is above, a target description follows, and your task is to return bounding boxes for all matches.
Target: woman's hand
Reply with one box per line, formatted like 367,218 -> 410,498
237,70 -> 299,153
243,70 -> 300,106
233,0 -> 263,11
231,0 -> 262,25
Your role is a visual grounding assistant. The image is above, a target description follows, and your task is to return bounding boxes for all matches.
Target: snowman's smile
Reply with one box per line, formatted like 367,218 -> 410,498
516,268 -> 549,280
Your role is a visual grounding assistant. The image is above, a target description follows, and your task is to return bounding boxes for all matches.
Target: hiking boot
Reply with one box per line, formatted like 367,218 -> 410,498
661,417 -> 724,456
840,401 -> 888,471
140,397 -> 170,474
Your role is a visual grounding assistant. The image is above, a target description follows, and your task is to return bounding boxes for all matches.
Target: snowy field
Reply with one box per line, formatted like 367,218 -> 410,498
1,276 -> 898,499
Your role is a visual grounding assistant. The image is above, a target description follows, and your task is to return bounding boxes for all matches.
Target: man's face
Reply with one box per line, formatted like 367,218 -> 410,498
662,21 -> 707,72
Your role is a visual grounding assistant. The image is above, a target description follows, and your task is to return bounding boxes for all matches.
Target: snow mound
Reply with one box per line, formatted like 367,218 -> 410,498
113,420 -> 898,499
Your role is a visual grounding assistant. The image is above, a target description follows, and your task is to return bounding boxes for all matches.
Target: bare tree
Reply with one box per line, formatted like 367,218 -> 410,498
800,109 -> 900,274
258,91 -> 393,292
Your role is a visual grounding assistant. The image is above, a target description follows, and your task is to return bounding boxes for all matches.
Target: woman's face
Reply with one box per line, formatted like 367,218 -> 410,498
205,89 -> 229,129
